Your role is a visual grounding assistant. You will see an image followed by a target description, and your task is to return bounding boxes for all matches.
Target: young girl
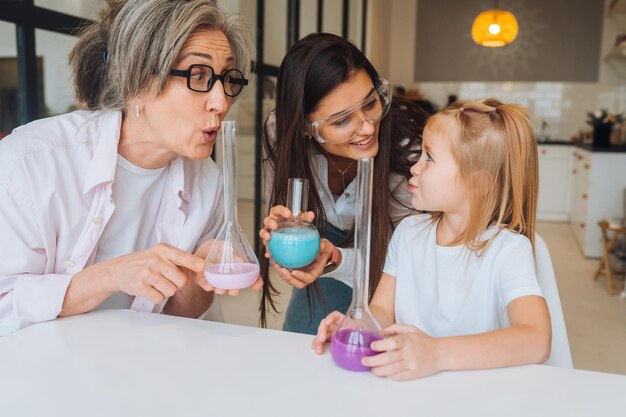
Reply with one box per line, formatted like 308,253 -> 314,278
312,99 -> 552,380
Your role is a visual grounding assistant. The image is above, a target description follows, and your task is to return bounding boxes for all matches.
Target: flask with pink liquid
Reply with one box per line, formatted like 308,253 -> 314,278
204,121 -> 259,290
330,157 -> 383,371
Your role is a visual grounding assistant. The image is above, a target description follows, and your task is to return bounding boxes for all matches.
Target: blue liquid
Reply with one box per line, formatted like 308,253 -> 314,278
268,227 -> 321,268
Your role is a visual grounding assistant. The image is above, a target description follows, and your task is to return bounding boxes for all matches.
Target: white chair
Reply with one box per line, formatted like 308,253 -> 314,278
535,234 -> 573,368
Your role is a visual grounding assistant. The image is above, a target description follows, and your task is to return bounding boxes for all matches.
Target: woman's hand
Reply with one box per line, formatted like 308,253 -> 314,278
311,311 -> 345,354
259,205 -> 315,250
363,324 -> 442,381
259,205 -> 332,288
189,239 -> 263,296
105,242 -> 204,305
272,238 -> 334,288
62,242 -> 204,316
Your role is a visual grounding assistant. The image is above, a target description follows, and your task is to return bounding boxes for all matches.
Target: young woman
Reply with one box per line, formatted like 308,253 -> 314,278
258,33 -> 426,333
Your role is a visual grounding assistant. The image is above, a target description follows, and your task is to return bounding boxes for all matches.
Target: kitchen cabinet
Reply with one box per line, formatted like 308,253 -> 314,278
568,147 -> 626,258
537,144 -> 572,221
606,0 -> 626,77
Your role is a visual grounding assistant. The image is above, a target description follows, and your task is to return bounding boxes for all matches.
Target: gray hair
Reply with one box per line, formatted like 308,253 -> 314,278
69,0 -> 253,110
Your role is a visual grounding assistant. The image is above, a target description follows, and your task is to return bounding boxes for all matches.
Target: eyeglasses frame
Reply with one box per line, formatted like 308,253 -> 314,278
170,64 -> 249,97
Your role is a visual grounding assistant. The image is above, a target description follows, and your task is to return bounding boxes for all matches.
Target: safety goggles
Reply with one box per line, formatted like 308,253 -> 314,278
309,78 -> 392,144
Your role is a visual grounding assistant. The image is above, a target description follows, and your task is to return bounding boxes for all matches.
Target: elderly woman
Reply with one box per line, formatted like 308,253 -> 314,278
0,0 -> 258,335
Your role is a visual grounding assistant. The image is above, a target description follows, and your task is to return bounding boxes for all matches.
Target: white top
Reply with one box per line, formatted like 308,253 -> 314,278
0,310 -> 623,417
93,156 -> 169,309
384,215 -> 544,336
264,112 -> 413,286
0,111 -> 224,335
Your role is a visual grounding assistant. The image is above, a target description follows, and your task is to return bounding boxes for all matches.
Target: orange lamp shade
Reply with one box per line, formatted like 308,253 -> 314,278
471,9 -> 519,47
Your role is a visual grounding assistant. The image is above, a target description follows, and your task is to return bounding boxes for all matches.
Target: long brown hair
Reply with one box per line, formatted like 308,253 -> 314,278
259,33 -> 425,326
427,98 -> 538,253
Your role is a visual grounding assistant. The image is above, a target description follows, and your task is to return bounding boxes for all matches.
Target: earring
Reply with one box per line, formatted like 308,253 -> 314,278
135,104 -> 141,118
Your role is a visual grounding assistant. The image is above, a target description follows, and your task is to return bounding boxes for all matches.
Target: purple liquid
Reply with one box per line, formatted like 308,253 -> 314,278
330,328 -> 382,372
204,263 -> 259,290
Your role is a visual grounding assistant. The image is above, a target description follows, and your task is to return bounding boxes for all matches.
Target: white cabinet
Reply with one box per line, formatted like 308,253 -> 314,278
569,149 -> 591,250
568,148 -> 626,258
537,145 -> 572,221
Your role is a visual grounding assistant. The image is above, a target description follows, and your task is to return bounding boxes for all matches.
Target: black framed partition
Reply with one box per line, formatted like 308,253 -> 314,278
0,0 -> 368,252
252,0 -> 367,252
0,0 -> 90,129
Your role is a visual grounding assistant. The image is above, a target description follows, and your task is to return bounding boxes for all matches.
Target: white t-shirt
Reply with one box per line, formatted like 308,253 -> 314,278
383,214 -> 544,337
94,155 -> 169,309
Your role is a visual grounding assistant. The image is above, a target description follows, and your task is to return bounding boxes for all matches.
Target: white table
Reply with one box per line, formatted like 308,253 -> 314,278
1,310 -> 624,417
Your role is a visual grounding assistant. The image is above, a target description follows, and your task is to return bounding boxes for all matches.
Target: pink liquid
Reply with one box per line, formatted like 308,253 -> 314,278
330,328 -> 382,372
204,263 -> 259,290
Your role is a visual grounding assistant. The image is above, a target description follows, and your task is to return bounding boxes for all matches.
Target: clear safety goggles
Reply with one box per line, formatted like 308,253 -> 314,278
309,78 -> 392,144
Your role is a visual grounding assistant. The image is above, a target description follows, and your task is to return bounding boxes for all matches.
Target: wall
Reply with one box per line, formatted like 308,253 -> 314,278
366,0 -> 392,78
381,0 -> 626,140
0,1 -> 102,117
414,0 -> 603,82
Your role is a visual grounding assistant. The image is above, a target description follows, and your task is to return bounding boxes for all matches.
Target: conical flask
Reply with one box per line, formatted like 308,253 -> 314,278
330,157 -> 383,371
204,121 -> 259,290
268,178 -> 320,268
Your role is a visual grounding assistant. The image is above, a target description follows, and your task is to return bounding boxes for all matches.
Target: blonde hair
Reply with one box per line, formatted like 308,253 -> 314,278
69,0 -> 253,110
427,98 -> 538,253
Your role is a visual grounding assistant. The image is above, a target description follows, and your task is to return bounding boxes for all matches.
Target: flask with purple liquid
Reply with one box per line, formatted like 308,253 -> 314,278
268,178 -> 320,269
330,157 -> 383,372
204,121 -> 259,290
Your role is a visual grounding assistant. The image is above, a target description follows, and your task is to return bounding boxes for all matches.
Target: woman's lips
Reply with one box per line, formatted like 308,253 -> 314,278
350,135 -> 375,149
203,130 -> 218,144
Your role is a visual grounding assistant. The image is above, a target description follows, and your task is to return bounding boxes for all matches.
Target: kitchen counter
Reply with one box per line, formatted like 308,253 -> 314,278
537,140 -> 626,152
573,143 -> 626,153
537,139 -> 573,146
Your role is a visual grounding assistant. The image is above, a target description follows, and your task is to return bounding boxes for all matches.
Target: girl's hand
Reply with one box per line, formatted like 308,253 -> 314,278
259,205 -> 315,253
272,238 -> 334,288
363,324 -> 442,381
190,239 -> 263,296
311,311 -> 345,354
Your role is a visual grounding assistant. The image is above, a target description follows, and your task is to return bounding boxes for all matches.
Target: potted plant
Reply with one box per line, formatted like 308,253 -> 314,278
586,109 -> 624,148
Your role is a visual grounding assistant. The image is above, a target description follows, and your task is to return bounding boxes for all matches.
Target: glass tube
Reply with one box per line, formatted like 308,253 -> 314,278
204,121 -> 259,290
330,157 -> 383,371
268,178 -> 320,269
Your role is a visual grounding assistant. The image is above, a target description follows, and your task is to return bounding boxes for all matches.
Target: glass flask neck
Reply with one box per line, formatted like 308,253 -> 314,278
352,158 -> 373,311
286,178 -> 309,218
221,121 -> 238,224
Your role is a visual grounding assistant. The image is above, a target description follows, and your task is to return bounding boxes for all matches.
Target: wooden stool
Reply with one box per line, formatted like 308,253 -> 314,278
594,219 -> 626,295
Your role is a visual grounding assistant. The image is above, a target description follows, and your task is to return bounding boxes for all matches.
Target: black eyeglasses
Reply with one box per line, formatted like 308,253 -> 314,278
170,64 -> 249,97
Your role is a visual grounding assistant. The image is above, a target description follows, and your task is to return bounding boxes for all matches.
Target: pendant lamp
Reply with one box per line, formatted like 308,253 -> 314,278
471,0 -> 518,47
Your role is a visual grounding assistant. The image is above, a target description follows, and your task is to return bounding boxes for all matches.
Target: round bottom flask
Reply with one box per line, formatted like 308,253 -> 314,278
268,178 -> 320,269
268,219 -> 320,269
330,310 -> 383,372
204,260 -> 259,290
330,157 -> 383,372
204,121 -> 259,290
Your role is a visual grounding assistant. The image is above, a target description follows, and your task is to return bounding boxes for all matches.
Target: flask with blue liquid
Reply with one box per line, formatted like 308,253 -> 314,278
268,178 -> 321,269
